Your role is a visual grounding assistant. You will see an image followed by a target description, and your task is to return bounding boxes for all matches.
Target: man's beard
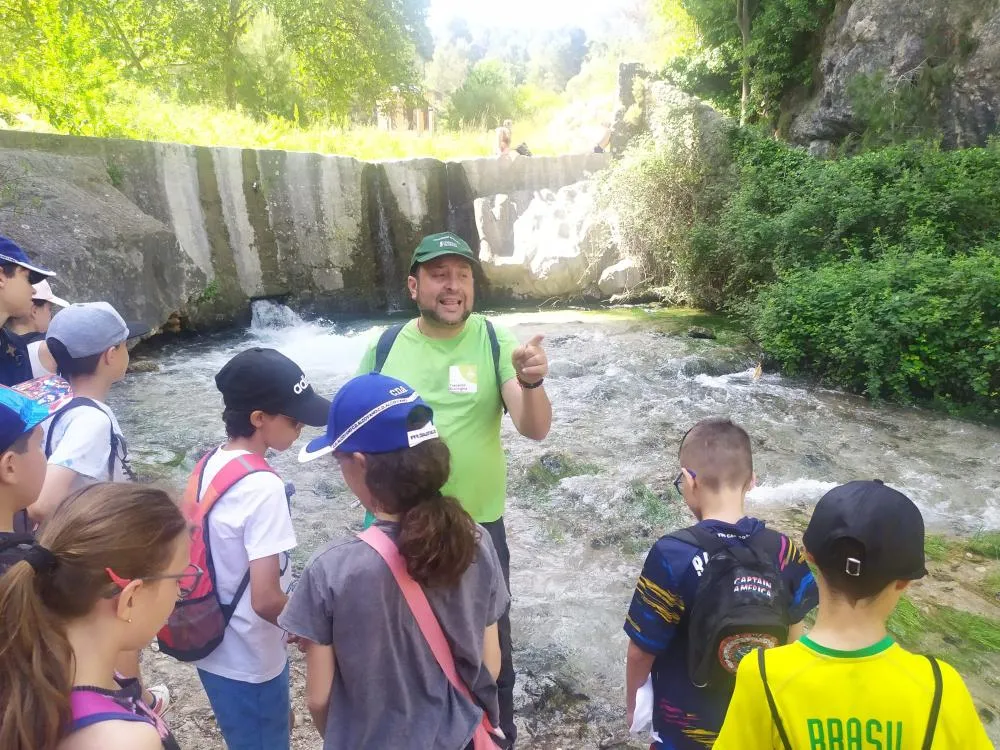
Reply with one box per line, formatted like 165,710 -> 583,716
418,303 -> 472,326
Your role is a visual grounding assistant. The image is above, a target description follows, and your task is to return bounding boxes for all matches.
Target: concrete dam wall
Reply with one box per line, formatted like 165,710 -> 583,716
0,129 -> 609,330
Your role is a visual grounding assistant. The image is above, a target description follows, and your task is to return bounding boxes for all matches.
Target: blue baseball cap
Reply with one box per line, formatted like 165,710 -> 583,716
0,385 -> 57,453
0,236 -> 56,284
298,373 -> 439,462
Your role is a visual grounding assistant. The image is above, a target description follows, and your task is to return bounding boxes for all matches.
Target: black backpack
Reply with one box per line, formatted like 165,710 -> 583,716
671,525 -> 791,689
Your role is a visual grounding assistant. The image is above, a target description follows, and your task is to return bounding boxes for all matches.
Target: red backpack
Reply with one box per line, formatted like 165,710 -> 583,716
157,448 -> 277,662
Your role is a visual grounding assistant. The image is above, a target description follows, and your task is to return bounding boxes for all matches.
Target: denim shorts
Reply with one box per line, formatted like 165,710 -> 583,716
198,662 -> 290,750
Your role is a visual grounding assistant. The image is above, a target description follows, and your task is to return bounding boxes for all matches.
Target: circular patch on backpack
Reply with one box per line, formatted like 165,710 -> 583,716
718,633 -> 780,673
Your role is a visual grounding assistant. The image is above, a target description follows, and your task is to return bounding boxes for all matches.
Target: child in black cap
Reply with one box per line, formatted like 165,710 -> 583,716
187,347 -> 329,750
716,480 -> 993,749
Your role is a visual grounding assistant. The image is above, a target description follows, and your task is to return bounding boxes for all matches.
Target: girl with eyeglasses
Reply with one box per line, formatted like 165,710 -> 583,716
0,482 -> 198,750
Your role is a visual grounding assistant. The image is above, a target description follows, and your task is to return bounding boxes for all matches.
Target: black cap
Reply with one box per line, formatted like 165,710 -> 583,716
215,348 -> 330,427
804,480 -> 927,598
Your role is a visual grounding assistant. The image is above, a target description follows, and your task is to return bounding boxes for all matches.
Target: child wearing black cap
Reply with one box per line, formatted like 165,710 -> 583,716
189,347 -> 329,750
716,480 -> 993,749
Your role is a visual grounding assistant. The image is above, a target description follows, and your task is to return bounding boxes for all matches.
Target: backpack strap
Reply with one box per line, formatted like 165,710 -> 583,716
758,647 -> 793,750
70,690 -> 153,734
922,655 -> 944,750
44,397 -> 118,479
193,451 -> 277,615
374,323 -> 407,373
374,318 -> 507,413
485,319 -> 507,414
358,526 -> 501,750
672,525 -> 779,568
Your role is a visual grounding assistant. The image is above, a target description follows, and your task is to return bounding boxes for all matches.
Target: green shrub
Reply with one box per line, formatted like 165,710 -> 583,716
752,248 -> 1000,413
597,134 -> 734,300
690,137 -> 1000,306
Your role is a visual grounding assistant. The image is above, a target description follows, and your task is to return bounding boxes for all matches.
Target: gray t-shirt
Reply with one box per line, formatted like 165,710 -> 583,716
279,520 -> 509,750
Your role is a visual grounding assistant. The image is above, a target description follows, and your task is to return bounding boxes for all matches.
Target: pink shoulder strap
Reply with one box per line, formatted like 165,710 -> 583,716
358,526 -> 500,750
71,690 -> 130,718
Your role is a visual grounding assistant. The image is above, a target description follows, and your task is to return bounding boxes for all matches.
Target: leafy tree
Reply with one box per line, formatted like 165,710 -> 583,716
234,11 -> 305,122
663,0 -> 833,124
528,27 -> 589,91
425,41 -> 473,98
444,59 -> 521,128
0,0 -> 119,133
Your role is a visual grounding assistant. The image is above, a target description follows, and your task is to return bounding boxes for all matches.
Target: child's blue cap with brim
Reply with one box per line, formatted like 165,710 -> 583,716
299,373 -> 438,462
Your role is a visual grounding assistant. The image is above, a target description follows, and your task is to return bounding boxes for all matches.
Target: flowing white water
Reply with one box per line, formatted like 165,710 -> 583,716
119,306 -> 1000,745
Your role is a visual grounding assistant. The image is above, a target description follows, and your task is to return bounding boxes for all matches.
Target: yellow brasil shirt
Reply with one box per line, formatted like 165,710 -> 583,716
715,636 -> 993,749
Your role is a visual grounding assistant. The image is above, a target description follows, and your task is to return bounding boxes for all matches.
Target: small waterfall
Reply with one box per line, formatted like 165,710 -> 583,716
372,172 -> 405,313
250,299 -> 304,330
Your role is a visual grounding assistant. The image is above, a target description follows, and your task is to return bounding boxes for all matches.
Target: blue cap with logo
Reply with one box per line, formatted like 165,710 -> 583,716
0,385 -> 58,453
0,236 -> 56,284
298,373 -> 438,462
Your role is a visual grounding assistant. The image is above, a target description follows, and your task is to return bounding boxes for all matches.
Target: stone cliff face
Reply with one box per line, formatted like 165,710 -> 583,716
0,130 -> 608,330
791,0 -> 1000,149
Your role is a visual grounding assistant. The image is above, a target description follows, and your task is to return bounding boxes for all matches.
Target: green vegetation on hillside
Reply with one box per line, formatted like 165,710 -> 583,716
601,127 -> 1000,417
659,0 -> 834,125
1,0 -> 430,127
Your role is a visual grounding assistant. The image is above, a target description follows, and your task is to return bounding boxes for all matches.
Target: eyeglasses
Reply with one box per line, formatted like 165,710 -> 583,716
673,468 -> 696,497
106,563 -> 204,600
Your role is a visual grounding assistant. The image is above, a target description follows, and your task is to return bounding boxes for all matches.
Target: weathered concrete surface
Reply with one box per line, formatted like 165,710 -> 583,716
0,146 -> 204,332
476,180 -> 616,299
0,130 -> 611,329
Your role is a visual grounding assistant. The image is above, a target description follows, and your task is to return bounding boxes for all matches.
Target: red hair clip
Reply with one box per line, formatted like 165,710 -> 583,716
106,567 -> 131,591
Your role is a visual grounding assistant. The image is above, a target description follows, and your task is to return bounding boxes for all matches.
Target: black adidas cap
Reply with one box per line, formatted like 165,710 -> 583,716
804,480 -> 927,598
215,348 -> 330,427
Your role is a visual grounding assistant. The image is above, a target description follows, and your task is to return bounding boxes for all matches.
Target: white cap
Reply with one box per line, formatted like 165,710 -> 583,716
32,281 -> 71,308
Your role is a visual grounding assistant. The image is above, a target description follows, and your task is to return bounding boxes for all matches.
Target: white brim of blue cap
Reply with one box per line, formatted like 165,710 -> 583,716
298,390 -> 439,463
0,253 -> 55,279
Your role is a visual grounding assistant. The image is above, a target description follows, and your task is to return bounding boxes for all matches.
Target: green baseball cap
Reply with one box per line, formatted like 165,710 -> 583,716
409,232 -> 479,271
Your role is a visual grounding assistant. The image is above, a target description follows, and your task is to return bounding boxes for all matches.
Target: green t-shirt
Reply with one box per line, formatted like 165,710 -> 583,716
357,314 -> 519,523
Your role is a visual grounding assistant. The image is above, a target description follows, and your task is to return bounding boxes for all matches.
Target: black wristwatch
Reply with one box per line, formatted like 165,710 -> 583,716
517,376 -> 544,389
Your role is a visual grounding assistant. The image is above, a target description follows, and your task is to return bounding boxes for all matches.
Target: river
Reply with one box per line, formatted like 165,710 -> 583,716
122,302 -> 1000,748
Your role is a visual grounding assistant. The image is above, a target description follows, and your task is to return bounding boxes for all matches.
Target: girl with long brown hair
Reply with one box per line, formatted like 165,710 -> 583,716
0,483 -> 195,750
283,373 -> 509,749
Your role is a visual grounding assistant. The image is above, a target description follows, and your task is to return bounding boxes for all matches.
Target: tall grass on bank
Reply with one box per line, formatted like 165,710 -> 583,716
0,87 -> 589,160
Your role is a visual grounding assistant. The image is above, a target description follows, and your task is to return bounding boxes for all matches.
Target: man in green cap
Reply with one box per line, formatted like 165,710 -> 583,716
356,231 -> 552,744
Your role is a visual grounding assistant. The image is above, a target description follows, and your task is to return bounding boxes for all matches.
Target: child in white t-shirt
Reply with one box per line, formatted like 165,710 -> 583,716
193,347 -> 330,750
25,301 -> 163,710
30,302 -> 149,522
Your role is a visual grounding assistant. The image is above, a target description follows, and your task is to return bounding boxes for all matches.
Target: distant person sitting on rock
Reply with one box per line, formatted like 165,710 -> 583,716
593,120 -> 612,154
715,480 -> 993,750
0,236 -> 57,387
495,125 -> 516,159
6,281 -> 70,378
283,373 -> 509,749
624,418 -> 818,750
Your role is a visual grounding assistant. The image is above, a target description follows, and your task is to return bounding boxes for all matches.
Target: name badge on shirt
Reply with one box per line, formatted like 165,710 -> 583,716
449,364 -> 478,393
